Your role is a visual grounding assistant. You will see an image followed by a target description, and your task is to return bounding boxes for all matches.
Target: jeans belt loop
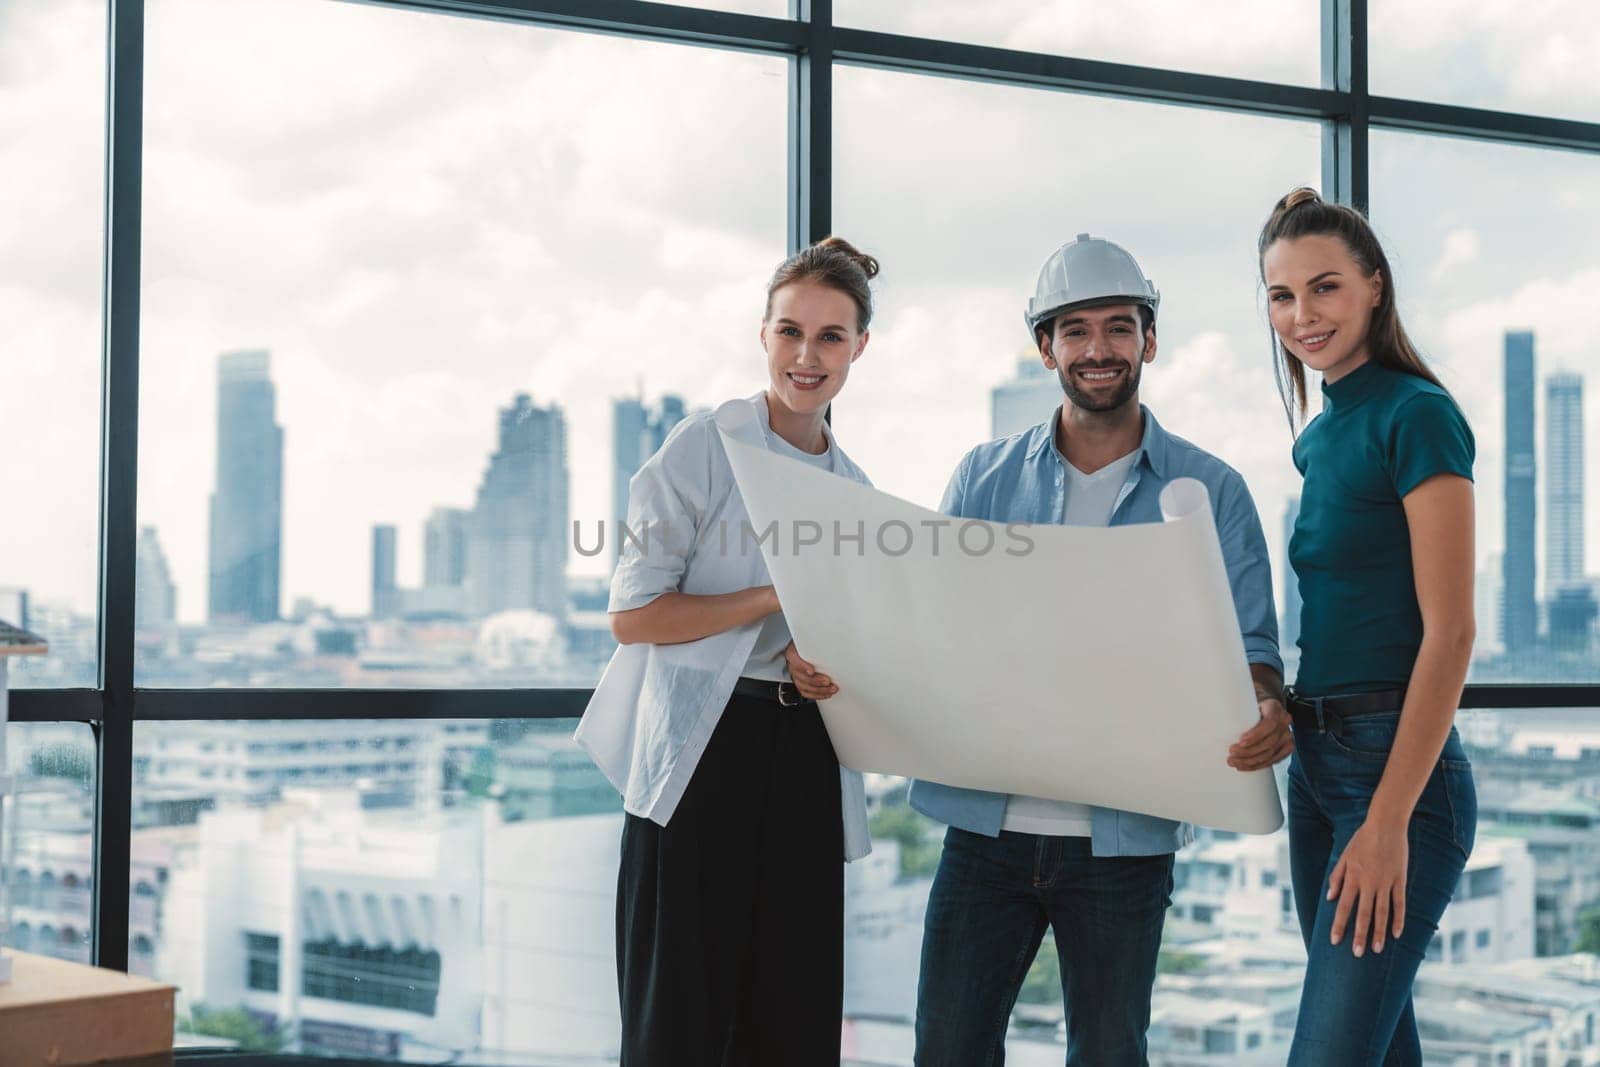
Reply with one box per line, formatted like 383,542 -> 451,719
1312,696 -> 1327,732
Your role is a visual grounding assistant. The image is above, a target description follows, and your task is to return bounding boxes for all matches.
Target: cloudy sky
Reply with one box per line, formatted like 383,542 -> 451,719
2,0 -> 1598,672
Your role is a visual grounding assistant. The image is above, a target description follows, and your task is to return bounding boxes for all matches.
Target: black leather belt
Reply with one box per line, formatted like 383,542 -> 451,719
733,677 -> 810,708
1286,687 -> 1406,733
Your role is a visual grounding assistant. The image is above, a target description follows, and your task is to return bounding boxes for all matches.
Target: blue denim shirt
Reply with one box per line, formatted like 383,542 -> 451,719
909,405 -> 1284,856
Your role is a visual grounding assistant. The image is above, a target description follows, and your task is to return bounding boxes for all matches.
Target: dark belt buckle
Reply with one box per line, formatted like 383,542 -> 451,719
776,681 -> 803,708
1290,692 -> 1333,734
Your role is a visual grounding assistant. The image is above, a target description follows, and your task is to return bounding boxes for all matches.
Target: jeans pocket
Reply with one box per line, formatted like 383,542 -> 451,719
1442,762 -> 1478,859
1321,714 -> 1400,763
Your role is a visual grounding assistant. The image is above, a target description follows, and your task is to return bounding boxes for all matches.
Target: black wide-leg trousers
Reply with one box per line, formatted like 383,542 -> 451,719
616,691 -> 845,1067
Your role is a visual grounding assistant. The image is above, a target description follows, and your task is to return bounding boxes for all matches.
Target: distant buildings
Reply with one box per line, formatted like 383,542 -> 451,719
371,525 -> 399,620
423,507 -> 470,589
134,718 -> 449,818
136,527 -> 177,629
990,356 -> 1060,440
1411,955 -> 1600,1065
208,350 -> 283,624
0,587 -> 27,631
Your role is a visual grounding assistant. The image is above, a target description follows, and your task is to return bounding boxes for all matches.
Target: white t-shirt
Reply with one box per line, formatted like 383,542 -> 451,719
1001,446 -> 1141,837
743,420 -> 836,681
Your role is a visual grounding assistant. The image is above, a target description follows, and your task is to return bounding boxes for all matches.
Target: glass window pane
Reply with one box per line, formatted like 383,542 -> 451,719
1371,0 -> 1600,122
4,723 -> 98,966
1372,130 -> 1600,684
834,65 -> 1319,626
833,67 -> 1321,1058
136,0 -> 786,688
135,717 -> 626,1058
0,0 -> 105,688
835,1 -> 1320,86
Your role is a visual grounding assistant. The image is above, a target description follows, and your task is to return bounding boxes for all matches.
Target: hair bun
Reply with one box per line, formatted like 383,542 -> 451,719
1277,186 -> 1323,214
815,235 -> 880,280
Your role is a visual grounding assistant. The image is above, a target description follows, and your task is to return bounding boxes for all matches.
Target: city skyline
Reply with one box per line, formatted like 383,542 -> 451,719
7,0 -> 1600,641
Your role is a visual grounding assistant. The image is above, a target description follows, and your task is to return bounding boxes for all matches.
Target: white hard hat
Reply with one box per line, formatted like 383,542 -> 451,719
1025,233 -> 1160,337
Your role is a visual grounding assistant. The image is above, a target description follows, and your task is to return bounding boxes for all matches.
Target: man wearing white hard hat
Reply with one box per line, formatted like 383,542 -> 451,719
907,235 -> 1291,1066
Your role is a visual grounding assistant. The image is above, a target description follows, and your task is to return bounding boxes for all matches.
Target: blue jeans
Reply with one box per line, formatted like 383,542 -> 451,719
1287,711 -> 1477,1066
914,828 -> 1173,1067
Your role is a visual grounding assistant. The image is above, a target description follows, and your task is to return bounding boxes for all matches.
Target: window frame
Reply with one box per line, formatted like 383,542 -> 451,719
8,0 -> 1600,972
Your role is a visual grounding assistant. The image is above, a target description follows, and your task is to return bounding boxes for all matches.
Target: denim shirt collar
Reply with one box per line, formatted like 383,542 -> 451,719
1023,402 -> 1169,481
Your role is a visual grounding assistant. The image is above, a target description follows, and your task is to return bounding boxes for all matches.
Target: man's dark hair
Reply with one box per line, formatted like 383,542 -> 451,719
1034,303 -> 1156,348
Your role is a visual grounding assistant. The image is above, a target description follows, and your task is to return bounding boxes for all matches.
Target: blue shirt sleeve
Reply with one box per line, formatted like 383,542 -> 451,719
938,450 -> 972,519
1214,470 -> 1284,677
1388,392 -> 1475,498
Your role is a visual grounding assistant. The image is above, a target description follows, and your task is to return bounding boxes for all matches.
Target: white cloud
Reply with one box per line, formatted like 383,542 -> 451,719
1431,227 -> 1482,284
1370,0 -> 1600,119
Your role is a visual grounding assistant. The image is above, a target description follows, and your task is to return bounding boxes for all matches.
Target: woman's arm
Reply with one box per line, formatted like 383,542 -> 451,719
1328,473 -> 1475,956
1370,474 -> 1477,821
611,586 -> 780,646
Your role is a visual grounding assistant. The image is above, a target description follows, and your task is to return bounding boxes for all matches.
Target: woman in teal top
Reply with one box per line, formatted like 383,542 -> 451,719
1260,187 -> 1477,1066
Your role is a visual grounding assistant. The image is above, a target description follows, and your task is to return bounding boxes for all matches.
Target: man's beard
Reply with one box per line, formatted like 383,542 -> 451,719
1056,359 -> 1142,413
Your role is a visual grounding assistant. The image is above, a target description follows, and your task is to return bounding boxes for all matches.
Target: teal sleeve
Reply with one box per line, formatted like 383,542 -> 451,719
1389,392 -> 1475,497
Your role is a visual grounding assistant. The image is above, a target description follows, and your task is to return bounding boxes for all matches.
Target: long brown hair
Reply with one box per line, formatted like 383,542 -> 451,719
1258,187 -> 1444,427
765,236 -> 880,331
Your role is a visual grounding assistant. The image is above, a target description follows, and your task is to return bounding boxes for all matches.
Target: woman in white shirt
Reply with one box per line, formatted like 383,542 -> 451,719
576,237 -> 878,1066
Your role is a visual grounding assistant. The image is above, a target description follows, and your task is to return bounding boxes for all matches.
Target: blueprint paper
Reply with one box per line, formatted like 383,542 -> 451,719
715,401 -> 1284,835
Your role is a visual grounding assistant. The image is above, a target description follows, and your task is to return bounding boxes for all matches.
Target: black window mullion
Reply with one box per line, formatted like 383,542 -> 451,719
132,688 -> 591,720
92,0 -> 144,974
789,0 -> 831,250
349,0 -> 807,52
88,683 -> 1600,719
1321,0 -> 1369,212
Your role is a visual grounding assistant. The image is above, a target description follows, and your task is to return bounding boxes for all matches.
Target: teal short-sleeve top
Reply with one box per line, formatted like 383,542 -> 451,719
1289,359 -> 1475,696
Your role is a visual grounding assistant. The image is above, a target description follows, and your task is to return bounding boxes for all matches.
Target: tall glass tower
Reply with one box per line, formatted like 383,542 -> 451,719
1502,331 -> 1537,652
468,394 -> 569,620
1545,371 -> 1585,600
208,349 -> 283,623
990,356 -> 1061,440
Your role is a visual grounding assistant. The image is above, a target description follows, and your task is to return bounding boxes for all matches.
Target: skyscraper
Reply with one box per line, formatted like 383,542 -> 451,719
612,394 -> 687,566
1545,372 -> 1585,601
424,507 -> 470,588
1281,497 -> 1302,661
468,394 -> 569,620
136,526 -> 178,629
990,356 -> 1061,440
1502,331 -> 1537,653
208,350 -> 283,623
1476,551 -> 1505,658
0,588 -> 28,629
372,524 -> 399,619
